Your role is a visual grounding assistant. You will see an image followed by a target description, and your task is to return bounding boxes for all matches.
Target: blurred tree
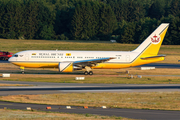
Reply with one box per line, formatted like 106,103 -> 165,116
71,4 -> 83,40
148,0 -> 165,19
169,0 -> 180,16
24,0 -> 39,39
98,4 -> 117,40
39,25 -> 55,40
120,22 -> 136,43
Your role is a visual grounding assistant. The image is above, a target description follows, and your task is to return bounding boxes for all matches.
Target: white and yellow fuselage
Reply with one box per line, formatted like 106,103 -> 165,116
9,23 -> 169,73
9,50 -> 164,69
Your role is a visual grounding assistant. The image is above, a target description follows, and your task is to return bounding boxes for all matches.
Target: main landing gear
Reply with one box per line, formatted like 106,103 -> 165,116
84,66 -> 93,75
84,71 -> 93,75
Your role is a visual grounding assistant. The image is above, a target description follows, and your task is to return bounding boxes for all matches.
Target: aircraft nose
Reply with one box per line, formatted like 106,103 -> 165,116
8,57 -> 13,62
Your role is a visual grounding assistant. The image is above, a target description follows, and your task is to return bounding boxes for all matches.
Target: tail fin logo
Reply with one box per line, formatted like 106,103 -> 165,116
151,34 -> 161,44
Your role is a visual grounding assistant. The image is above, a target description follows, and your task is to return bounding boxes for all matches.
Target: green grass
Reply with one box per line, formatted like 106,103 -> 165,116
0,39 -> 137,53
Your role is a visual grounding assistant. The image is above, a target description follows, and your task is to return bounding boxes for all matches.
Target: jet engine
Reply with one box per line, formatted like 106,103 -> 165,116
58,62 -> 82,72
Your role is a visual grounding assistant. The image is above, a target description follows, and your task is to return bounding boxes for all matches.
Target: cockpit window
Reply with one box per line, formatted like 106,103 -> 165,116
13,55 -> 18,57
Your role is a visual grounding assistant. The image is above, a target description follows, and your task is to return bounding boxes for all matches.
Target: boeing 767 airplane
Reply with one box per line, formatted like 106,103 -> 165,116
9,23 -> 169,75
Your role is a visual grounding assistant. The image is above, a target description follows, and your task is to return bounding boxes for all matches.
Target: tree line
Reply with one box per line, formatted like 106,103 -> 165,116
0,0 -> 180,45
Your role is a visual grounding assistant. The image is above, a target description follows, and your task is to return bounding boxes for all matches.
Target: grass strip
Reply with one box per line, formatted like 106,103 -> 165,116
0,92 -> 180,111
0,109 -> 134,120
0,84 -> 31,87
1,74 -> 180,84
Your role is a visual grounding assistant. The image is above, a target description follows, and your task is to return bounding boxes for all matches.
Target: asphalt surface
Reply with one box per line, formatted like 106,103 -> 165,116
0,60 -> 8,63
1,83 -> 180,92
1,81 -> 180,95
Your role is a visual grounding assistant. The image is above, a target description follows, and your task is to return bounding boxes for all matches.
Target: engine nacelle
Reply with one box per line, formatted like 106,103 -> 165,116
58,62 -> 82,72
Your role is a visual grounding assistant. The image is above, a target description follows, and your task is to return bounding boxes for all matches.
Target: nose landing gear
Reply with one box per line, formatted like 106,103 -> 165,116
20,67 -> 25,74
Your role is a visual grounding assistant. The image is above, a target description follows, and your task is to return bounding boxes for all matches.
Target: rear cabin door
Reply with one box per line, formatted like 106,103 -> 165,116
126,55 -> 130,62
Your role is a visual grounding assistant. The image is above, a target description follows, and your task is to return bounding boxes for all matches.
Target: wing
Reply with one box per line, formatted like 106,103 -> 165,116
73,57 -> 114,67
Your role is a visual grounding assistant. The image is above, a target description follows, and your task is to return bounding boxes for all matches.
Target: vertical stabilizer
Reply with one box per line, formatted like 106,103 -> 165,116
133,23 -> 169,56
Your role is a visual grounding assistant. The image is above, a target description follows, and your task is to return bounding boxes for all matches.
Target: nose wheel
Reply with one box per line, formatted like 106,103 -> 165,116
84,71 -> 93,75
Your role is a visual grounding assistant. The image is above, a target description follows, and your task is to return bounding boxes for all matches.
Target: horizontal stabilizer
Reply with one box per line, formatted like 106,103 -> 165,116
141,55 -> 166,60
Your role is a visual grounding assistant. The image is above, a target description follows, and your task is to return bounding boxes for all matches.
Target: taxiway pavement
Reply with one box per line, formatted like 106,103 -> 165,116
1,80 -> 180,95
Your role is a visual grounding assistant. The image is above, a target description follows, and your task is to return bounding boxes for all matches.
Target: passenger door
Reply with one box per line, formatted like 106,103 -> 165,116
126,55 -> 130,62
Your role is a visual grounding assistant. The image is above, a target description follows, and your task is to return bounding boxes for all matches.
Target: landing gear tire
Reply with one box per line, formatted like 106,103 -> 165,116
84,71 -> 89,75
21,71 -> 24,74
88,71 -> 93,75
84,71 -> 93,75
